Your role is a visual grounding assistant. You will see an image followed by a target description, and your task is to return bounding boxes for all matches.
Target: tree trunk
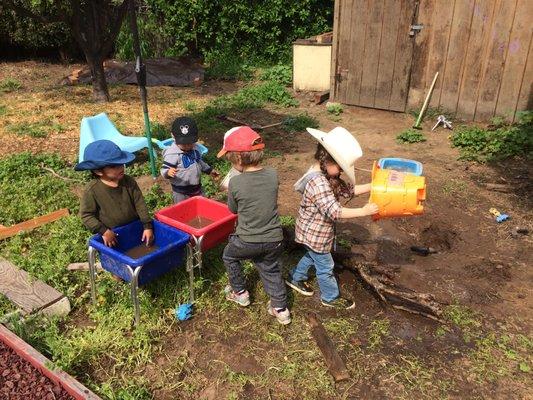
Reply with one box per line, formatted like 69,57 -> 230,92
87,56 -> 110,102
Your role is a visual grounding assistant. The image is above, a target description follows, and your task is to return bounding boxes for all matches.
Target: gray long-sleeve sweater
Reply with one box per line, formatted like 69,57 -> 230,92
160,143 -> 212,194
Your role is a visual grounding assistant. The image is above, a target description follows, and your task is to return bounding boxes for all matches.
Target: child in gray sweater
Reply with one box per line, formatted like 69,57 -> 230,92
217,126 -> 290,325
161,117 -> 218,203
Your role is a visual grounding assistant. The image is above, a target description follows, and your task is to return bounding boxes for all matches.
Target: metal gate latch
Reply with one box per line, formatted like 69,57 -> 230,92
409,24 -> 424,36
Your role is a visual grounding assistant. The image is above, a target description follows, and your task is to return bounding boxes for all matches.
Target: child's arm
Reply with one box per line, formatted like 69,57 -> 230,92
199,157 -> 219,178
161,160 -> 177,179
353,183 -> 371,195
227,181 -> 237,214
339,203 -> 378,219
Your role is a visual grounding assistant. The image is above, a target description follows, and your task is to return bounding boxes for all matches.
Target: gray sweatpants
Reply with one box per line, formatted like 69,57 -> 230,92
222,235 -> 287,309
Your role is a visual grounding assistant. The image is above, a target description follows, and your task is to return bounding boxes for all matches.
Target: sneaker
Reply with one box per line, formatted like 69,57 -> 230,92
285,279 -> 314,296
224,285 -> 250,307
267,301 -> 291,325
321,297 -> 355,310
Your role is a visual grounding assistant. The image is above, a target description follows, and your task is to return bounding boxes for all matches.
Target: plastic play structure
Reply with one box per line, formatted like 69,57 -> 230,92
78,113 -> 208,162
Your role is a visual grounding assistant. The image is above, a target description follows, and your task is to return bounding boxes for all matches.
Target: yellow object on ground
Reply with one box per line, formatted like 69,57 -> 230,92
369,162 -> 426,220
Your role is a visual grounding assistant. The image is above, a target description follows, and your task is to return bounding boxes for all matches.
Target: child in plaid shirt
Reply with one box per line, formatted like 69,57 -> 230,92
287,128 -> 378,310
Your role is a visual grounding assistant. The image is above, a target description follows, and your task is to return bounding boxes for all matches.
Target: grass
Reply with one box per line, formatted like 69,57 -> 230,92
442,179 -> 468,196
0,78 -> 22,93
368,318 -> 390,349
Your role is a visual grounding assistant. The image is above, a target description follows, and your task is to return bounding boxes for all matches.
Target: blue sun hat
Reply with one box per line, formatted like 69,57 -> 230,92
74,140 -> 136,171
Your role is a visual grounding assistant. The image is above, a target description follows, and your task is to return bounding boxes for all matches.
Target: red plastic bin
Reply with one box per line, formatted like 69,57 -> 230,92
155,196 -> 237,251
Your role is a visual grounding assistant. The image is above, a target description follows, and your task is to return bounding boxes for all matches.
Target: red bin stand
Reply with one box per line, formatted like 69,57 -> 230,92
156,196 -> 237,299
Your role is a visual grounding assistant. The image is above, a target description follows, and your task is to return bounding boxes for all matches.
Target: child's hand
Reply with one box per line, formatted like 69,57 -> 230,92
210,170 -> 220,179
362,203 -> 379,216
142,229 -> 154,246
167,167 -> 177,178
102,229 -> 118,247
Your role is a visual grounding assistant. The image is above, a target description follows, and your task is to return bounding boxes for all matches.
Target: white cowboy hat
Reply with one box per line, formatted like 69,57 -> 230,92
306,127 -> 363,184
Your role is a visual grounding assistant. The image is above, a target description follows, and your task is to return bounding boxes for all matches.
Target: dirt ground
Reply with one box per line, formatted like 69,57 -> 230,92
1,61 -> 532,399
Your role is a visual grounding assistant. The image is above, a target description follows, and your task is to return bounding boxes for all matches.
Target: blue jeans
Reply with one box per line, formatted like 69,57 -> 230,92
223,235 -> 287,309
290,249 -> 339,302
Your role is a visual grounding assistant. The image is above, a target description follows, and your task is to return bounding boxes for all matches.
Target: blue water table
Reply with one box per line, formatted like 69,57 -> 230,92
88,219 -> 190,325
377,158 -> 423,176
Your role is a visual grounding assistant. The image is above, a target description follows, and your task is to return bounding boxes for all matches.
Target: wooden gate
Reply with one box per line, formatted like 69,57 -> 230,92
331,0 -> 419,112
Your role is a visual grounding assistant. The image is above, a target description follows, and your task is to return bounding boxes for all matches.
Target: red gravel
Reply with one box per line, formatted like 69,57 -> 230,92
0,340 -> 74,400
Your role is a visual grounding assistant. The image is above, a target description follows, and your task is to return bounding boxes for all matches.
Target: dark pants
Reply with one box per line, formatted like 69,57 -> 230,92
222,235 -> 287,309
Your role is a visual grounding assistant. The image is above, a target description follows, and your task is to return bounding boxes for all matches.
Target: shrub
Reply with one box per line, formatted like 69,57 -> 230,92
451,111 -> 532,161
150,122 -> 170,141
259,64 -> 292,86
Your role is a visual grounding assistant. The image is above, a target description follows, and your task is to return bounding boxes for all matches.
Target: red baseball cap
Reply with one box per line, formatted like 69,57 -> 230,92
217,126 -> 265,158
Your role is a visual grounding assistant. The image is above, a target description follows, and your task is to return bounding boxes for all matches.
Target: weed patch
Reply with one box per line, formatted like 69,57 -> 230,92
204,49 -> 255,81
259,64 -> 292,86
150,122 -> 171,141
451,112 -> 532,161
396,129 -> 426,144
0,78 -> 22,93
326,102 -> 343,116
282,113 -> 318,133
368,318 -> 390,349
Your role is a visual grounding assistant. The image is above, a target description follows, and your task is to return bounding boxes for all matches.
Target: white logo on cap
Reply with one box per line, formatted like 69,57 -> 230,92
180,125 -> 189,135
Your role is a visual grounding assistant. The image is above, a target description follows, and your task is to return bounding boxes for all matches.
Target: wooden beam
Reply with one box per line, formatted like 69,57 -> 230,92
0,258 -> 69,316
0,208 -> 70,240
306,312 -> 350,382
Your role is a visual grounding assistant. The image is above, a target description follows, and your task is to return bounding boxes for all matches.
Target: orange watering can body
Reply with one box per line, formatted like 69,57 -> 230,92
369,162 -> 426,220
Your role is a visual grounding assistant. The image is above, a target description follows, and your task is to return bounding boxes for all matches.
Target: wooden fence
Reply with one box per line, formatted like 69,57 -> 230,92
332,0 -> 533,121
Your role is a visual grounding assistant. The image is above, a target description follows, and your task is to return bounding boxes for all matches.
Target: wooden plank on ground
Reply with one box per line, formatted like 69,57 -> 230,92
439,0 -> 475,114
0,208 -> 70,240
358,0 -> 385,107
306,312 -> 350,382
495,0 -> 533,120
389,0 -> 417,111
475,0 -> 518,121
456,0 -> 496,120
0,258 -> 67,315
374,0 -> 402,110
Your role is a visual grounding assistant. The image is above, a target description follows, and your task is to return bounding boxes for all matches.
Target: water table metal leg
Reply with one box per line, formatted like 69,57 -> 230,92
88,246 -> 97,304
186,243 -> 195,303
127,265 -> 142,326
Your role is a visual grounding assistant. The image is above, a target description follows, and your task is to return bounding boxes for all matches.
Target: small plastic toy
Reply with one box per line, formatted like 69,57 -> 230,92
175,303 -> 194,321
489,208 -> 509,223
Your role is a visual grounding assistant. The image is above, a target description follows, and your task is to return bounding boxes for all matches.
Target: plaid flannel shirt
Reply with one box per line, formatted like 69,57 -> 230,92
295,174 -> 342,253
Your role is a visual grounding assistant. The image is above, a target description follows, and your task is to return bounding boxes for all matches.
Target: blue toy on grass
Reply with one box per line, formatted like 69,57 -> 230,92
78,113 -> 208,162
